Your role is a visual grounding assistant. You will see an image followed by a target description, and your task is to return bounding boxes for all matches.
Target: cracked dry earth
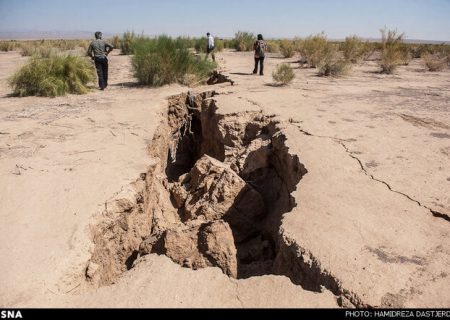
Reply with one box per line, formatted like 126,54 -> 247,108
1,50 -> 449,308
82,90 -> 450,308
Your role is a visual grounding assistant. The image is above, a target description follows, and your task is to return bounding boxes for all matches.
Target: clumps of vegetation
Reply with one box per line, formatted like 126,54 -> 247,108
341,35 -> 367,63
272,63 -> 295,85
280,40 -> 296,58
266,40 -> 280,53
111,36 -> 121,50
131,35 -> 216,87
9,54 -> 95,97
20,44 -> 38,57
2,39 -> 97,55
234,31 -> 255,51
297,33 -> 330,68
194,37 -> 208,53
318,56 -> 351,77
409,43 -> 450,59
215,39 -> 225,52
120,31 -> 137,55
296,33 -> 351,76
379,28 -> 405,74
423,54 -> 447,71
0,41 -> 17,52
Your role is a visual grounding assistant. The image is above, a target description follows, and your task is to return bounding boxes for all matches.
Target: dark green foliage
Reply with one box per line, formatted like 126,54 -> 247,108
9,54 -> 95,97
131,35 -> 216,87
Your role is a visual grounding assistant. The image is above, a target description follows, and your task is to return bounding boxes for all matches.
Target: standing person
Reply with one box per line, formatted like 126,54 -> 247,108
205,32 -> 215,62
88,31 -> 114,90
253,34 -> 267,76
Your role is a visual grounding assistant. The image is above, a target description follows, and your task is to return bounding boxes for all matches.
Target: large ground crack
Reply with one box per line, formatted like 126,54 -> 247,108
85,91 -> 368,308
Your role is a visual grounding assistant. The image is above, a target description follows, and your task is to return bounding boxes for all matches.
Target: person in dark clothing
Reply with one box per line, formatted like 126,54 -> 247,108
87,31 -> 114,90
253,34 -> 267,76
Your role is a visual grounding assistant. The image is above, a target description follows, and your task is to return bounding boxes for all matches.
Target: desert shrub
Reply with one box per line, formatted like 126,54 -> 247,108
194,37 -> 208,53
280,40 -> 295,58
215,38 -> 224,52
272,63 -> 295,85
19,43 -> 62,58
34,46 -> 61,58
315,44 -> 351,76
234,31 -> 255,51
111,36 -> 121,49
266,40 -> 280,53
20,44 -> 37,56
379,28 -> 405,74
0,41 -> 17,52
410,44 -> 432,59
193,37 -> 223,54
120,31 -> 136,55
341,35 -> 366,63
59,40 -> 77,51
174,37 -> 195,49
423,54 -> 447,71
298,33 -> 330,68
361,41 -> 381,61
131,35 -> 216,87
399,43 -> 412,65
223,38 -> 237,49
318,57 -> 351,76
77,40 -> 90,51
410,43 -> 450,59
9,54 -> 95,97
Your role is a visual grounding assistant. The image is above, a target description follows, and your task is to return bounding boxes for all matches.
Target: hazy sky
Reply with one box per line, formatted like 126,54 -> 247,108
1,0 -> 450,40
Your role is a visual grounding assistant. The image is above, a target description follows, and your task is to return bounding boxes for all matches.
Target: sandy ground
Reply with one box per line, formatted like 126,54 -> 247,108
0,49 -> 449,307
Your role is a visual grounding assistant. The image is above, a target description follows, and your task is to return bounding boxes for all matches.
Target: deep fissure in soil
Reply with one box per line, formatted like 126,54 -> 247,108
87,91 -> 363,307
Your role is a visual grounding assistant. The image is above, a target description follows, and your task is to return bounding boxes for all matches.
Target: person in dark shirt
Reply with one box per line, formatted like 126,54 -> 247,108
253,34 -> 267,76
87,32 -> 114,90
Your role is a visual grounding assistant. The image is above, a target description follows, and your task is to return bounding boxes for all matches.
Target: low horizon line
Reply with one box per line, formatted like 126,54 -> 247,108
0,29 -> 449,44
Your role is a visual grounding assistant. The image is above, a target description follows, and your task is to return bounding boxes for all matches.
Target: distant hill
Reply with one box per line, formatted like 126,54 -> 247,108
0,30 -> 117,40
0,30 -> 448,44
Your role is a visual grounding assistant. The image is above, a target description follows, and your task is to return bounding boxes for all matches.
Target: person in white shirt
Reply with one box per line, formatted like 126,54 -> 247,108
205,32 -> 215,62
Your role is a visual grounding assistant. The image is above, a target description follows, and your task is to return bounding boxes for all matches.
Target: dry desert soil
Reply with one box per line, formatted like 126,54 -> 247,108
0,49 -> 449,308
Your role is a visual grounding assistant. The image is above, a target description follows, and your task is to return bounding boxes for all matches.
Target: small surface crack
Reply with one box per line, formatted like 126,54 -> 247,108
232,279 -> 245,308
294,125 -> 450,223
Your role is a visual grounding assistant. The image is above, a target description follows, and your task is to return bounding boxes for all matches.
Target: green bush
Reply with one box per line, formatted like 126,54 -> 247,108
111,36 -> 121,49
423,54 -> 447,71
272,63 -> 295,85
9,54 -> 95,97
0,41 -> 16,52
223,38 -> 237,49
34,46 -> 61,58
318,57 -> 351,77
280,40 -> 295,58
399,43 -> 412,65
194,37 -> 208,53
20,44 -> 37,56
266,40 -> 280,53
77,40 -> 90,51
298,33 -> 330,68
215,39 -> 224,52
234,31 -> 255,51
175,37 -> 196,49
120,31 -> 136,55
131,35 -> 216,87
341,35 -> 366,63
379,28 -> 405,74
409,43 -> 450,59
